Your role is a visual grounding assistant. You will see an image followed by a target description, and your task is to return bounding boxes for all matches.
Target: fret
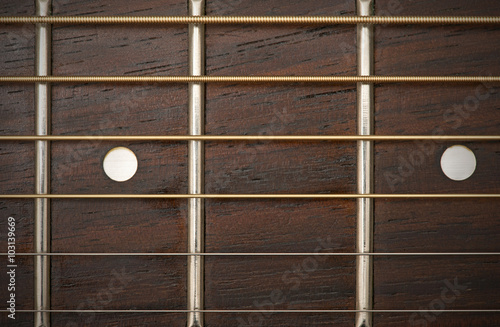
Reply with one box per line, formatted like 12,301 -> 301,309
355,0 -> 374,326
34,0 -> 51,327
187,0 -> 205,326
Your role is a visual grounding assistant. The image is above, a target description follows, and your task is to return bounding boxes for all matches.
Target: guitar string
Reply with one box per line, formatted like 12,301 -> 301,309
1,15 -> 500,25
0,75 -> 499,83
3,309 -> 500,313
0,135 -> 498,141
3,252 -> 500,256
0,194 -> 499,199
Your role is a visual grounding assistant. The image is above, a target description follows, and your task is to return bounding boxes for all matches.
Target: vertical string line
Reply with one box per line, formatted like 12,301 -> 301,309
34,0 -> 51,326
356,0 -> 374,327
187,1 -> 205,326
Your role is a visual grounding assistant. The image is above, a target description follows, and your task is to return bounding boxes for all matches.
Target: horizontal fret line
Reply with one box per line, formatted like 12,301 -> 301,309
0,135 -> 499,141
1,15 -> 500,25
0,194 -> 498,199
0,75 -> 498,83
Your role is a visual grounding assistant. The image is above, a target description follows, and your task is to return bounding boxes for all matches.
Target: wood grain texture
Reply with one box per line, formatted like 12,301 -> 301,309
204,0 -> 357,325
373,1 -> 500,326
0,0 -> 498,326
0,1 -> 35,325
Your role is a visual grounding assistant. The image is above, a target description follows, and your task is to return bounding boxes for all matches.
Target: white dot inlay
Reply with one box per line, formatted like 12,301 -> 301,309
440,145 -> 476,181
103,147 -> 138,182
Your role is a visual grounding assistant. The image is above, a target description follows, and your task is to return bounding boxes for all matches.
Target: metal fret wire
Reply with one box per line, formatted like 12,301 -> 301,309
187,0 -> 205,325
0,15 -> 500,25
0,12 -> 498,319
356,1 -> 374,325
34,1 -> 51,326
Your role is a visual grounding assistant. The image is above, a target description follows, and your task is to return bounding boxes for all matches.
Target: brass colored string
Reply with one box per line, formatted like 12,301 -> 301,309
3,252 -> 500,256
0,135 -> 498,141
0,194 -> 498,199
0,76 -> 499,83
0,15 -> 500,25
5,309 -> 500,313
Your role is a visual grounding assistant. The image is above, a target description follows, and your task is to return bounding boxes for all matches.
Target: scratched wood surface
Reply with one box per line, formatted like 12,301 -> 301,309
0,0 -> 499,326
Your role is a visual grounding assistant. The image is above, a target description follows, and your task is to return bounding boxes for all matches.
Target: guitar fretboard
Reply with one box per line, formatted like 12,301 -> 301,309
0,0 -> 499,327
